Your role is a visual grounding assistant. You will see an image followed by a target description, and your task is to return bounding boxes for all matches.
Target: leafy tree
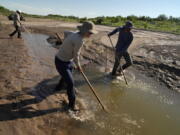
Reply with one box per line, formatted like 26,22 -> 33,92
157,14 -> 168,21
79,17 -> 88,23
127,15 -> 138,21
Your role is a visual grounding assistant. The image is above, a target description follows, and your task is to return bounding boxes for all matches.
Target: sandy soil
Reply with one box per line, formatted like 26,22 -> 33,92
0,17 -> 179,135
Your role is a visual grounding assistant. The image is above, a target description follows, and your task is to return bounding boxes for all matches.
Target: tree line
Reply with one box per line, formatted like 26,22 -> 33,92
1,5 -> 180,34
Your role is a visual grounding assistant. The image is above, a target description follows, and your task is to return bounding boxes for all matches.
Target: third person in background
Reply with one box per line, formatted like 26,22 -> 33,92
9,10 -> 23,39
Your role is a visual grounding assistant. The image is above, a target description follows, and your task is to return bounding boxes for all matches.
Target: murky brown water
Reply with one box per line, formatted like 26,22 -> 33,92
75,70 -> 180,135
23,33 -> 180,135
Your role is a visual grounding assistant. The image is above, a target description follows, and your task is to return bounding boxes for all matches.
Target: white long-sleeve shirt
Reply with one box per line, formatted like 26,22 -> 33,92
13,12 -> 21,27
56,32 -> 84,67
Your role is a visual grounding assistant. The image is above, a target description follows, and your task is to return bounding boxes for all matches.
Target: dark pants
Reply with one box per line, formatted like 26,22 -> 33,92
55,57 -> 75,108
112,51 -> 133,75
9,25 -> 21,38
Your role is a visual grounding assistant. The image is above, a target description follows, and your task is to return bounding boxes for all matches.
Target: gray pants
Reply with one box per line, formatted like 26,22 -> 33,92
112,51 -> 133,75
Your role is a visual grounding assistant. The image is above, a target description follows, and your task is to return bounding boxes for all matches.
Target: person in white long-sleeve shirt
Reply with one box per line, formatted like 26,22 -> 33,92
9,10 -> 22,38
55,21 -> 97,111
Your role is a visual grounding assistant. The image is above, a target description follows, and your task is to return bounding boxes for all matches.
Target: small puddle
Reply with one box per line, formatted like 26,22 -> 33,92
22,32 -> 180,135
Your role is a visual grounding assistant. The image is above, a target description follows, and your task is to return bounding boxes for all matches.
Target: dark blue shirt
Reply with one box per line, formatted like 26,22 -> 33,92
109,27 -> 133,52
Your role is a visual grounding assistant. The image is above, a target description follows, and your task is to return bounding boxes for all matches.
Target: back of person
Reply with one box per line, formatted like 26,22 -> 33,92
13,12 -> 21,27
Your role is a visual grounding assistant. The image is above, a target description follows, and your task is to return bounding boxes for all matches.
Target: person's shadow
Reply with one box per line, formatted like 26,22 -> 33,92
0,76 -> 69,121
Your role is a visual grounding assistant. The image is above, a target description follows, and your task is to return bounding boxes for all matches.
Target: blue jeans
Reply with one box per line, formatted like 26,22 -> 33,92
112,51 -> 133,75
55,57 -> 75,108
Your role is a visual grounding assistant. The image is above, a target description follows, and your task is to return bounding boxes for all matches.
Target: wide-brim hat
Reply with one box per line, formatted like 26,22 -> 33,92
77,21 -> 98,34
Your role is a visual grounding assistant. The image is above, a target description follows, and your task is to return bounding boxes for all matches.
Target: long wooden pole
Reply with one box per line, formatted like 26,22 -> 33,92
108,36 -> 128,85
79,69 -> 107,112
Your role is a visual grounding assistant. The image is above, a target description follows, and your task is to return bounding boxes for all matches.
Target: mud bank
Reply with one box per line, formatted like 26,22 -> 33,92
0,25 -> 32,96
131,30 -> 180,92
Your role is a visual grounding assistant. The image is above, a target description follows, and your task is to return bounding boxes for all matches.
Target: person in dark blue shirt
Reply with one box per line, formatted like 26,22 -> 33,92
108,21 -> 134,76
